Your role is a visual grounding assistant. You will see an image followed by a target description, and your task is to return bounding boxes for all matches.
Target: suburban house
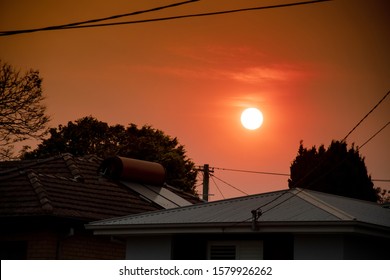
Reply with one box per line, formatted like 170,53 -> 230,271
0,154 -> 200,259
87,188 -> 390,260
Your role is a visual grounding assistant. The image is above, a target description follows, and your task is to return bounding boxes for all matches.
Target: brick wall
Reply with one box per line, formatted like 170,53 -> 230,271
1,227 -> 125,260
0,230 -> 58,259
60,230 -> 125,259
27,230 -> 58,259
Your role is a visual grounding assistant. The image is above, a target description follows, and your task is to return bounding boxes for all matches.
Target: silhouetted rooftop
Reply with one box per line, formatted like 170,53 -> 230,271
87,188 -> 390,236
0,154 -> 201,222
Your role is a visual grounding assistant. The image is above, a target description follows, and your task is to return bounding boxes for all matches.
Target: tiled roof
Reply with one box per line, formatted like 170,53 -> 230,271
87,188 -> 390,233
0,154 -> 191,221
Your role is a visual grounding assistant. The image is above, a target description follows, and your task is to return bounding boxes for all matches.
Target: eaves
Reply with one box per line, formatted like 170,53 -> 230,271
86,220 -> 390,239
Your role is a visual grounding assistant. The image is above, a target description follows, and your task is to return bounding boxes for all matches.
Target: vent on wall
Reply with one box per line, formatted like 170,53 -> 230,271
209,245 -> 236,260
100,156 -> 191,209
208,240 -> 263,260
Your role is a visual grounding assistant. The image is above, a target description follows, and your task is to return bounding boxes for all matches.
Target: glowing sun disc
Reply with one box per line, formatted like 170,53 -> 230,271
241,108 -> 263,130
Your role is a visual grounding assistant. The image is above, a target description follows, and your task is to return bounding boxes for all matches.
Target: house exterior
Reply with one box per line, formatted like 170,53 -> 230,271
87,188 -> 390,260
0,154 -> 200,259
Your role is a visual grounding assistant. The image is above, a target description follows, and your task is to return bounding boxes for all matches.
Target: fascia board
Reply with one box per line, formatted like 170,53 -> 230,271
87,221 -> 390,238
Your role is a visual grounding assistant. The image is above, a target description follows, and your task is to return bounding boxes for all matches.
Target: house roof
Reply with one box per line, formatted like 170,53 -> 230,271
87,188 -> 390,237
0,154 -> 200,222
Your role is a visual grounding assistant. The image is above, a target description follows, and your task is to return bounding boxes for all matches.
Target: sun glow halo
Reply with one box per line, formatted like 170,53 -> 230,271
241,108 -> 263,130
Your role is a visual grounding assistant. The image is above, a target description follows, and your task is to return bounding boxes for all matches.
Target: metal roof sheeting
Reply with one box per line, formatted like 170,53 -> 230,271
88,188 -> 390,230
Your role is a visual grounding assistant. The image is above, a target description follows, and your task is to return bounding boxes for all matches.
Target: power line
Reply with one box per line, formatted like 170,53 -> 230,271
255,118 -> 390,216
251,107 -> 390,221
202,88 -> 389,227
358,121 -> 390,149
260,189 -> 305,215
287,90 -> 390,191
196,165 -> 288,201
0,0 -> 332,36
292,121 -> 390,193
0,0 -> 199,36
213,167 -> 289,177
254,189 -> 292,211
211,174 -> 248,196
206,116 -> 388,226
210,174 -> 225,199
342,90 -> 390,142
206,91 -> 389,204
201,119 -> 389,199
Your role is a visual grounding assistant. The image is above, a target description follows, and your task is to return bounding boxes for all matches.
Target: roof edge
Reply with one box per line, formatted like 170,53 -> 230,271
87,220 -> 390,238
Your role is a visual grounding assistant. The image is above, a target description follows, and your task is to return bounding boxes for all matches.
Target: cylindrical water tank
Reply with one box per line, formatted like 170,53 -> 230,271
100,156 -> 166,185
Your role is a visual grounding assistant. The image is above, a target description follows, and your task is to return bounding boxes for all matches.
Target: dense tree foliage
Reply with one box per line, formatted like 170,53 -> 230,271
376,188 -> 390,204
22,116 -> 198,194
289,140 -> 378,202
0,61 -> 49,159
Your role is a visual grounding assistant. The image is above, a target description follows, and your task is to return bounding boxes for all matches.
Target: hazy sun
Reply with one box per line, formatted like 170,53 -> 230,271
241,108 -> 263,130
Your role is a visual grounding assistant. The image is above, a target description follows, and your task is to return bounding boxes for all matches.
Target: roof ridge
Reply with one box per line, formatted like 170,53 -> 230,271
0,157 -> 51,175
293,188 -> 355,221
62,154 -> 85,182
27,170 -> 53,213
76,154 -> 103,163
0,154 -> 66,175
36,172 -> 81,183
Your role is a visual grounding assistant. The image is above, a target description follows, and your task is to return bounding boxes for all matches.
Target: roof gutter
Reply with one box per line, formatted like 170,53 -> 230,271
86,220 -> 390,239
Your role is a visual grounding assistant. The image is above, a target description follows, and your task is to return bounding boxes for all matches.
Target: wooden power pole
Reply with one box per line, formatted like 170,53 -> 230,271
202,164 -> 209,201
199,164 -> 213,201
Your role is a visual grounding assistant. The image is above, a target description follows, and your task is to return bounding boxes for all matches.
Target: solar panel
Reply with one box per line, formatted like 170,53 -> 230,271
121,181 -> 192,209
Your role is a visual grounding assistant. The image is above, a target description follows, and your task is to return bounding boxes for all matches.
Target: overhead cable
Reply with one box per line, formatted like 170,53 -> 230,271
289,121 -> 390,198
0,0 -> 332,36
358,121 -> 390,149
342,90 -> 390,142
211,174 -> 248,196
210,174 -> 225,199
213,167 -> 289,176
253,105 -> 390,217
0,0 -> 199,36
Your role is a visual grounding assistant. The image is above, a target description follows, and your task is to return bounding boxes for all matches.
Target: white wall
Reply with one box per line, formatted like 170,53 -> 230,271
294,234 -> 344,260
126,236 -> 172,260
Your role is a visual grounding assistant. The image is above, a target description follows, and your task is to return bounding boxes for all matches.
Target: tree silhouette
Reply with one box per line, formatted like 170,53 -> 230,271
376,188 -> 390,204
22,116 -> 198,194
289,140 -> 378,202
0,61 -> 50,159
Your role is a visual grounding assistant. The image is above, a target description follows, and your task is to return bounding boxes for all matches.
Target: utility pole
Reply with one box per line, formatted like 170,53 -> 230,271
203,164 -> 210,201
198,164 -> 214,202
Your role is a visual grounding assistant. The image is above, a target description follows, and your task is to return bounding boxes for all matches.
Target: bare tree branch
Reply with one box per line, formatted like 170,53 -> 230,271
0,60 -> 50,159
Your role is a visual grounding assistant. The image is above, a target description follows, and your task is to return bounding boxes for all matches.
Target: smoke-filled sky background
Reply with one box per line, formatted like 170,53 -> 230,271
1,0 -> 389,200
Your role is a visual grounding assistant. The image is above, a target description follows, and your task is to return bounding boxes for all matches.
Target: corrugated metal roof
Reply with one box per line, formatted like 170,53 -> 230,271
88,188 -> 390,230
303,190 -> 390,227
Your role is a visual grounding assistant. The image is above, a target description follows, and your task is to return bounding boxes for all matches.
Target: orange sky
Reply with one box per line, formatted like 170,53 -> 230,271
1,0 -> 389,200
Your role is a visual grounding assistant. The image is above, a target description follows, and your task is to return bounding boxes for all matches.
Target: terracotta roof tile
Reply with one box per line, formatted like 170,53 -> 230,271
27,171 -> 53,213
0,154 -> 161,221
